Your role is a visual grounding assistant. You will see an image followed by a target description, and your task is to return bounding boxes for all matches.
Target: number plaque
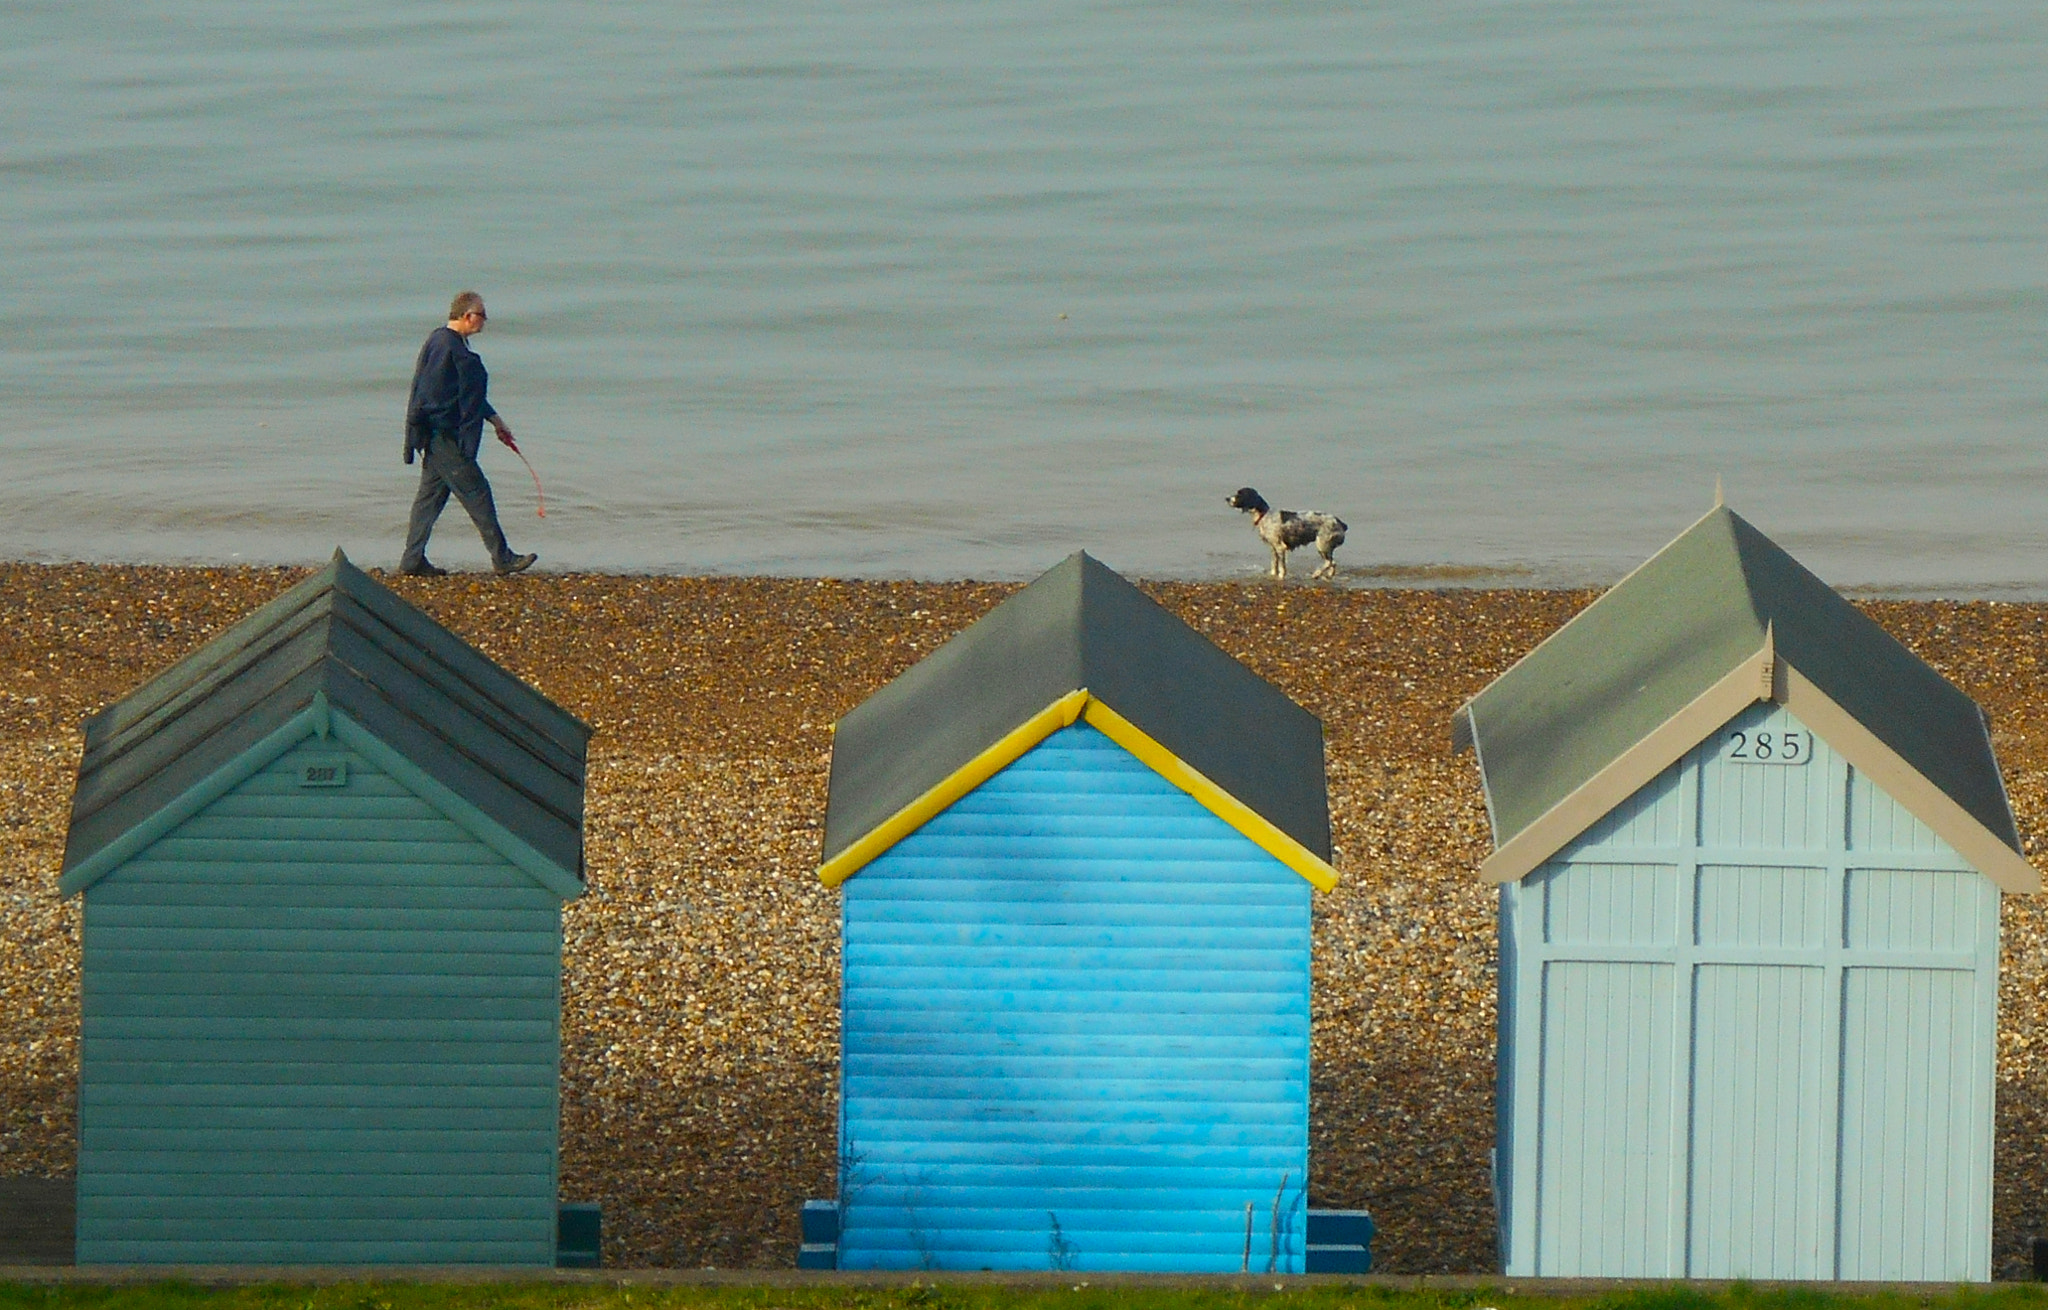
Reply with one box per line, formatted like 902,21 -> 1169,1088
298,759 -> 349,788
1724,729 -> 1809,766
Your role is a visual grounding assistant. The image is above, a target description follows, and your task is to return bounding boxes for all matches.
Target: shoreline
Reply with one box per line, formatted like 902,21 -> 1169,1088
5,563 -> 2048,1274
11,553 -> 2048,603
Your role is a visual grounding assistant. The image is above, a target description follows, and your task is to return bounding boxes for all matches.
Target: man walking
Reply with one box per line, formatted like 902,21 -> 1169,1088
399,291 -> 538,576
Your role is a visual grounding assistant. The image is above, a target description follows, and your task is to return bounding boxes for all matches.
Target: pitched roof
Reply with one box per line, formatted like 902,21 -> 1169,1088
63,551 -> 590,893
822,551 -> 1332,884
1453,505 -> 2033,890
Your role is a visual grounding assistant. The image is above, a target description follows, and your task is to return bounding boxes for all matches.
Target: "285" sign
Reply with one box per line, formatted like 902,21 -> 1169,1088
1725,729 -> 1809,765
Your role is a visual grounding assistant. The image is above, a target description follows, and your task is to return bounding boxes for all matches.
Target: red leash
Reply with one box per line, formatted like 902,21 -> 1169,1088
498,432 -> 547,518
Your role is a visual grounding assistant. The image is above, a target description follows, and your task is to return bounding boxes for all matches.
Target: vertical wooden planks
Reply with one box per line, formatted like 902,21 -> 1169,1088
1687,963 -> 1826,1277
1694,865 -> 1826,949
1502,702 -> 1998,1280
1535,961 -> 1676,1276
1838,968 -> 1979,1280
1539,864 -> 1678,945
1696,705 -> 1835,853
1848,766 -> 1950,857
1576,761 -> 1686,849
1838,761 -> 1996,1281
1845,869 -> 1987,953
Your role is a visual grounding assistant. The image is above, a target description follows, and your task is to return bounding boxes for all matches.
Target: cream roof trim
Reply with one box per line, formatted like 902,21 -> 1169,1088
1479,637 -> 2040,893
1778,664 -> 2038,893
1477,639 -> 1773,884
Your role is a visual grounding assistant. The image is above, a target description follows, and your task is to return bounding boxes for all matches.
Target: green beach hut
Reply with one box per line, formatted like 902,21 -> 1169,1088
1458,504 -> 2035,1281
61,552 -> 588,1265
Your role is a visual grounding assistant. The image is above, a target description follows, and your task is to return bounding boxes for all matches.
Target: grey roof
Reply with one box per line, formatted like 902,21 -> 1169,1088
824,551 -> 1330,862
1455,506 -> 2019,853
64,551 -> 590,883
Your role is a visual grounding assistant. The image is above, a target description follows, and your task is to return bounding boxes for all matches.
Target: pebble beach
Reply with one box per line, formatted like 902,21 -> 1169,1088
7,564 -> 2048,1275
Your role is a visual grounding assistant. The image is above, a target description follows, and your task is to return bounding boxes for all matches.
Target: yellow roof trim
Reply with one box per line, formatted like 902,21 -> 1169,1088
817,689 -> 1339,892
1079,699 -> 1338,893
818,689 -> 1090,887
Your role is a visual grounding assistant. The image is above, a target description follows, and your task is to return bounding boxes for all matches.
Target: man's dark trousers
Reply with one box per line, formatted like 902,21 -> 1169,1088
400,431 -> 516,572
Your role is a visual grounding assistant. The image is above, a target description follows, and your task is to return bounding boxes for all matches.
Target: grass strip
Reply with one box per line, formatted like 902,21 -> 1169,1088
4,1281 -> 2048,1310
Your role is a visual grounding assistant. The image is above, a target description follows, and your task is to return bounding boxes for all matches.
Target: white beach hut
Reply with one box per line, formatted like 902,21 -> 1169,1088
1456,504 -> 2036,1282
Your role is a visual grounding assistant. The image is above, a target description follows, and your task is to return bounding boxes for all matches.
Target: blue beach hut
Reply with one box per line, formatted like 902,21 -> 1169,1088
1455,505 -> 2036,1282
61,552 -> 589,1265
817,552 -> 1337,1273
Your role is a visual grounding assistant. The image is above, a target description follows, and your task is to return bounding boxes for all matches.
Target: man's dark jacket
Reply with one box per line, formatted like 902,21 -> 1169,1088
404,326 -> 497,463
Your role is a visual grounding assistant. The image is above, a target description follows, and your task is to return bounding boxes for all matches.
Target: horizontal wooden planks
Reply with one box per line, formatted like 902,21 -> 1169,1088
85,1201 -> 553,1228
82,1151 -> 553,1175
87,926 -> 558,954
84,1128 -> 552,1151
844,1225 -> 1302,1273
853,995 -> 1301,1023
840,724 -> 1310,1273
82,1172 -> 552,1199
78,744 -> 561,1265
850,875 -> 1303,907
848,921 -> 1302,947
88,879 -> 561,909
849,1131 -> 1306,1161
83,1081 -> 556,1108
87,904 -> 557,931
103,860 -> 546,888
85,1061 -> 555,1087
848,1031 -> 1304,1057
86,1111 -> 554,1137
88,950 -> 560,976
86,1016 -> 555,1041
83,1038 -> 557,1066
851,1102 -> 1304,1126
78,1237 -> 550,1264
88,992 -> 556,1019
84,973 -> 558,1000
851,1186 -> 1301,1212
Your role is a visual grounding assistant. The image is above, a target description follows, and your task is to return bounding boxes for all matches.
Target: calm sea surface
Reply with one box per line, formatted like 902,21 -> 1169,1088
3,1 -> 2044,592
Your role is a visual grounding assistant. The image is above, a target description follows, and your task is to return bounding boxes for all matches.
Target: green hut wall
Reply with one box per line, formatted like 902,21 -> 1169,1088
62,553 -> 588,1266
77,735 -> 565,1264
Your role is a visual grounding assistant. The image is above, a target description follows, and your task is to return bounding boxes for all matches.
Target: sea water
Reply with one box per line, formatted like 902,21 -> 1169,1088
3,0 -> 2044,592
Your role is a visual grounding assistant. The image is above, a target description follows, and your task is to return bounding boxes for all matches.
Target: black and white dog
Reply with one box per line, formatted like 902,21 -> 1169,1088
1226,487 -> 1346,580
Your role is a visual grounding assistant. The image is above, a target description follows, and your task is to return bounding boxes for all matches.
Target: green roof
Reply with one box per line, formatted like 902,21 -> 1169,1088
823,551 -> 1330,863
64,551 -> 590,885
1455,506 -> 2019,855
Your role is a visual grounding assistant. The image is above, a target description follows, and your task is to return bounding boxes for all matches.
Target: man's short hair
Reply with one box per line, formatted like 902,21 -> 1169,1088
448,290 -> 485,321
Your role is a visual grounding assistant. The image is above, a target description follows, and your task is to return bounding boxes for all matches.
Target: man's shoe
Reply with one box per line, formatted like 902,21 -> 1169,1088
400,561 -> 449,577
495,552 -> 538,575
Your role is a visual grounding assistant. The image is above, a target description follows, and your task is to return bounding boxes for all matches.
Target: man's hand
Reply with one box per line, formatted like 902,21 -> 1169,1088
490,416 -> 519,452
